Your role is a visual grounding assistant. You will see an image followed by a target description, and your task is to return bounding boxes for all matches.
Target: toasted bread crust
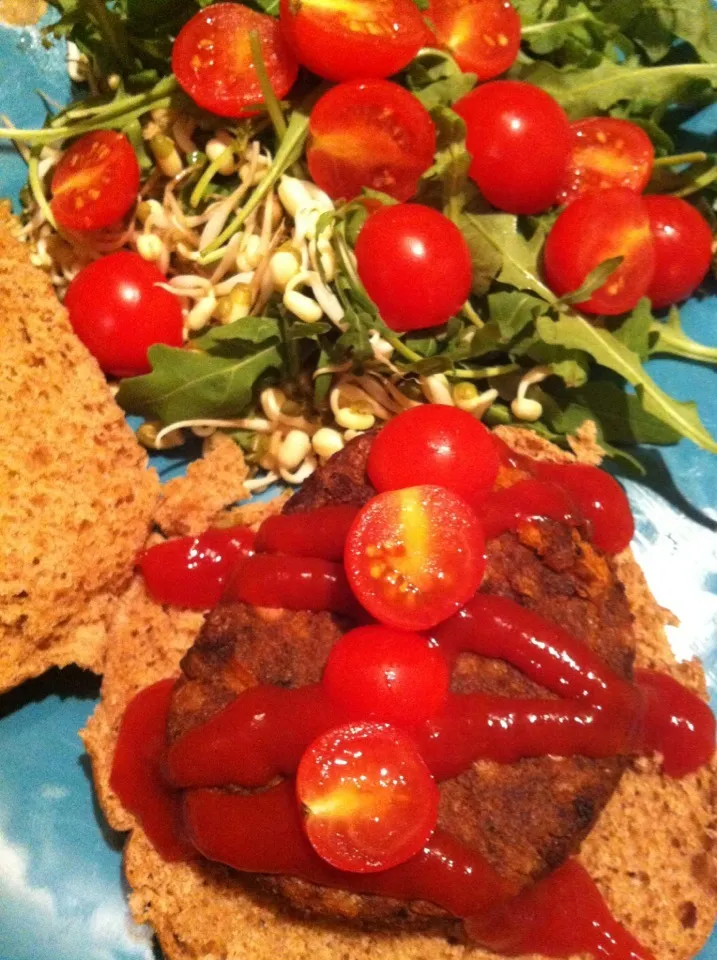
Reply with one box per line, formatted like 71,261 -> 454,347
0,225 -> 159,692
81,432 -> 717,960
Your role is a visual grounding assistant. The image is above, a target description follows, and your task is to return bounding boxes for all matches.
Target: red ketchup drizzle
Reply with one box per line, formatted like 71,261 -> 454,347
466,859 -> 655,960
184,780 -> 514,916
224,553 -> 360,615
137,527 -> 255,610
109,678 -> 195,862
255,505 -> 360,561
481,478 -> 579,541
493,436 -> 635,554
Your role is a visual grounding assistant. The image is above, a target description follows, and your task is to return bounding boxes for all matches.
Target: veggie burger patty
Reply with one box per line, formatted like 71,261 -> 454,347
167,431 -> 635,931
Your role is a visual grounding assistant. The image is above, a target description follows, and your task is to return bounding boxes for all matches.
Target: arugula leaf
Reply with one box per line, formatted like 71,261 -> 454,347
551,380 -> 681,445
518,59 -> 717,117
555,256 -> 623,306
456,213 -> 504,296
193,316 -> 282,349
459,214 -> 553,299
612,298 -> 653,360
487,290 -> 548,340
403,51 -> 477,110
649,306 -> 717,364
536,313 -> 717,452
117,341 -> 283,423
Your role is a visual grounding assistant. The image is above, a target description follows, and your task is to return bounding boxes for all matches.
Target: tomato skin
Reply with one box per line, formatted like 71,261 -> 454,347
454,81 -> 570,214
172,3 -> 298,118
296,722 -> 439,872
645,195 -> 714,309
428,0 -> 521,81
368,406 -> 499,506
323,625 -> 450,728
307,80 -> 436,202
138,527 -> 255,610
64,252 -> 184,377
279,0 -> 428,82
355,204 -> 472,331
345,485 -> 486,631
543,187 -> 655,316
51,131 -> 140,232
557,117 -> 655,206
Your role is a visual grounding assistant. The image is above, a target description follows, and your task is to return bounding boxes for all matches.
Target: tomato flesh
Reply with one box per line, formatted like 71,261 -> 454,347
323,625 -> 450,728
279,0 -> 428,82
645,195 -> 714,309
172,3 -> 298,118
138,527 -> 255,610
368,405 -> 499,506
64,251 -> 184,377
51,130 -> 140,232
557,117 -> 655,206
296,722 -> 439,872
454,81 -> 570,214
428,0 -> 521,81
307,80 -> 436,202
355,204 -> 472,330
345,485 -> 486,630
543,187 -> 655,316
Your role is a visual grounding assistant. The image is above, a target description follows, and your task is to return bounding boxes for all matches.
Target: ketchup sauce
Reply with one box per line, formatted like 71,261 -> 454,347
109,678 -> 194,862
481,478 -> 579,541
137,527 -> 255,610
225,553 -> 360,614
255,505 -> 360,560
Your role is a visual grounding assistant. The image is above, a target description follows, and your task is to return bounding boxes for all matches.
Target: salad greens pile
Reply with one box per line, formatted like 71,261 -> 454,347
12,0 -> 717,468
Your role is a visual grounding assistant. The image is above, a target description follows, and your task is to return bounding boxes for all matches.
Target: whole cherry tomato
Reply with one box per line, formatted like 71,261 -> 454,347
345,485 -> 486,630
322,625 -> 450,728
368,405 -> 499,506
543,187 -> 655,316
51,131 -> 140,233
454,81 -> 570,214
557,117 -> 655,206
307,80 -> 436,202
172,3 -> 298,117
644,195 -> 714,309
427,0 -> 521,81
138,527 -> 255,610
296,721 -> 439,872
279,0 -> 428,82
355,204 -> 472,330
64,251 -> 184,377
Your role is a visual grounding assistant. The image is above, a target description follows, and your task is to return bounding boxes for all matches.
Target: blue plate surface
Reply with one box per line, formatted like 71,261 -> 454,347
0,15 -> 715,960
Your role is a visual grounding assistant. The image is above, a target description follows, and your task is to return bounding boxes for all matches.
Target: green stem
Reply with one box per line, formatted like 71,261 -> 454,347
55,76 -> 178,125
521,13 -> 591,36
199,110 -> 310,260
650,323 -> 717,365
671,165 -> 717,198
653,151 -> 708,167
28,152 -> 57,230
451,363 -> 519,380
190,146 -> 234,209
385,333 -> 422,364
249,30 -> 287,143
82,0 -> 133,73
1,92 -> 175,145
461,301 -> 484,327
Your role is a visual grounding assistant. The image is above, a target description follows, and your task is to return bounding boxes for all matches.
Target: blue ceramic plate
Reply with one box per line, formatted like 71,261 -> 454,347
0,15 -> 715,960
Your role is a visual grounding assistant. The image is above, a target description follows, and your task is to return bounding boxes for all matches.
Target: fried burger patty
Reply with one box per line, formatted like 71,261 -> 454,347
168,431 -> 635,931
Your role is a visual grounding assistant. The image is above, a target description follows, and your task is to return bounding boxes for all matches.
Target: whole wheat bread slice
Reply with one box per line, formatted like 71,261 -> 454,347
82,430 -> 717,960
0,218 -> 159,692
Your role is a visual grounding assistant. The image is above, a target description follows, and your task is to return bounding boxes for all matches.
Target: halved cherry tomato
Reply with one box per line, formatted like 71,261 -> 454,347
454,81 -> 570,214
345,485 -> 486,630
296,721 -> 439,872
137,527 -> 255,610
50,130 -> 140,232
64,251 -> 184,377
427,0 -> 521,81
367,405 -> 499,507
557,117 -> 655,207
322,625 -> 450,728
172,3 -> 298,118
279,0 -> 428,82
543,187 -> 655,316
307,80 -> 436,202
645,195 -> 714,309
355,204 -> 472,330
